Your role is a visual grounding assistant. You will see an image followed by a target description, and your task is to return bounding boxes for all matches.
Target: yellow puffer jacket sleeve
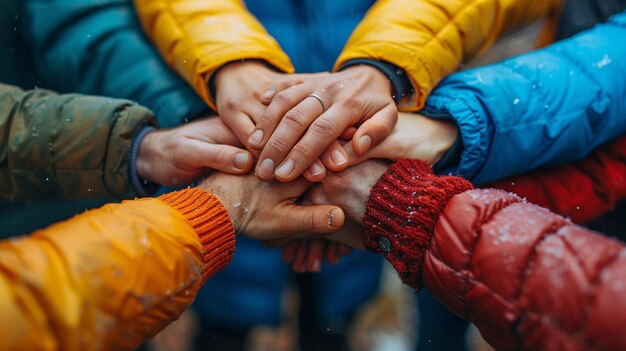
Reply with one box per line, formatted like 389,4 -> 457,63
336,0 -> 562,111
133,0 -> 294,111
0,188 -> 235,351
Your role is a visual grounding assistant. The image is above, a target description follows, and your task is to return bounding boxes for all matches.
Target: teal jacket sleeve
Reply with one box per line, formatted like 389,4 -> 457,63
423,10 -> 626,185
22,0 -> 210,128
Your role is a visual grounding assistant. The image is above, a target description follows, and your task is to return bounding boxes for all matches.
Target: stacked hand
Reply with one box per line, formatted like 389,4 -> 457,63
271,113 -> 459,272
197,172 -> 345,241
270,160 -> 389,272
136,117 -> 253,186
248,65 -> 398,182
181,62 -> 459,273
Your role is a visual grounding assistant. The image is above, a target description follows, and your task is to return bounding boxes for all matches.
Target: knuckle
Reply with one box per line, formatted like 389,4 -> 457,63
257,114 -> 274,127
340,95 -> 360,111
266,137 -> 289,153
224,98 -> 240,111
310,118 -> 337,136
302,210 -> 317,232
292,142 -> 315,159
273,91 -> 294,107
212,147 -> 232,168
283,109 -> 309,129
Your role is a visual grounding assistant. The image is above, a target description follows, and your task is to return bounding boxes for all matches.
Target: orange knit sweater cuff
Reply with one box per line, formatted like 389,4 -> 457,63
158,188 -> 236,283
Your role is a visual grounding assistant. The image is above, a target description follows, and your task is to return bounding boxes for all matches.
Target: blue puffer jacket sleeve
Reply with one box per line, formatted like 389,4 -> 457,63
424,11 -> 626,185
23,0 -> 209,128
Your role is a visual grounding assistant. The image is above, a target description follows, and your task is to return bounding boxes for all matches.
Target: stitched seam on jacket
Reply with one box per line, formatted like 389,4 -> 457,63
551,45 -> 608,97
412,0 -> 488,68
575,245 -> 624,350
510,220 -> 588,348
161,1 -> 211,70
462,195 -> 523,318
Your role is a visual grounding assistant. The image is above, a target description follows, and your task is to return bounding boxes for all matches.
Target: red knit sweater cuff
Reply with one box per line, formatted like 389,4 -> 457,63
158,188 -> 236,283
363,160 -> 473,290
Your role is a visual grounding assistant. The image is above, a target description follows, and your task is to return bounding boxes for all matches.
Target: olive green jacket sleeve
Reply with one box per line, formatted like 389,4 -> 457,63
0,83 -> 157,201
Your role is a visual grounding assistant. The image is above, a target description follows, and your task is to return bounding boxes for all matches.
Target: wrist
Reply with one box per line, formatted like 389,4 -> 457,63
340,59 -> 413,103
343,64 -> 394,99
430,119 -> 459,165
412,112 -> 459,166
197,176 -> 251,234
362,159 -> 473,289
214,60 -> 274,91
136,129 -> 160,182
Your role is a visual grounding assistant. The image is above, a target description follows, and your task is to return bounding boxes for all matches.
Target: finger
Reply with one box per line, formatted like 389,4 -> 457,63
260,77 -> 307,105
220,111 -> 257,150
273,104 -> 353,182
276,203 -> 344,234
255,96 -> 324,181
325,242 -> 339,264
319,141 -> 350,172
303,159 -> 327,182
192,117 -> 244,147
340,126 -> 357,140
352,105 -> 398,156
260,72 -> 331,105
292,241 -> 308,273
306,239 -> 326,272
341,141 -> 367,165
185,139 -> 253,174
281,241 -> 300,263
248,83 -> 315,150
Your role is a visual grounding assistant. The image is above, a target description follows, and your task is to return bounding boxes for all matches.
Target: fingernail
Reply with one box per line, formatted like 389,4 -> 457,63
359,135 -> 372,154
313,259 -> 322,272
275,159 -> 295,178
330,150 -> 347,166
309,161 -> 325,176
256,158 -> 275,180
328,208 -> 342,228
232,153 -> 249,170
248,129 -> 264,147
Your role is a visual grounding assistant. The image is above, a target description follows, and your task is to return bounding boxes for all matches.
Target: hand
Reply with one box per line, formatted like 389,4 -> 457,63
272,162 -> 388,270
344,112 -> 458,166
136,117 -> 253,186
263,161 -> 389,271
307,160 -> 390,224
214,60 -> 312,151
197,173 -> 345,240
249,65 -> 398,182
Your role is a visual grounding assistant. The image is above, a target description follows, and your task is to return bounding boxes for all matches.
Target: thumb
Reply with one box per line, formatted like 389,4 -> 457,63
277,204 -> 345,234
186,139 -> 253,174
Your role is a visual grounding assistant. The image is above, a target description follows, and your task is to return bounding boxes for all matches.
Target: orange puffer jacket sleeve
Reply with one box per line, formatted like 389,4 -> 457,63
133,0 -> 293,111
337,0 -> 562,111
0,188 -> 235,351
363,160 -> 626,350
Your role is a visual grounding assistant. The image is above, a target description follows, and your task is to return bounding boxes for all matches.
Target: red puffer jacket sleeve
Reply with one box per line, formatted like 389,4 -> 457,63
486,135 -> 626,224
363,160 -> 626,351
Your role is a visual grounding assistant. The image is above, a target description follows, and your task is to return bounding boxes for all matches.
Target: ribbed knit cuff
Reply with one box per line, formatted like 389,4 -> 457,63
363,160 -> 473,290
158,188 -> 236,283
129,126 -> 160,197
